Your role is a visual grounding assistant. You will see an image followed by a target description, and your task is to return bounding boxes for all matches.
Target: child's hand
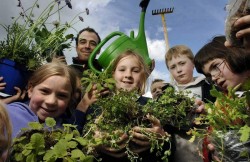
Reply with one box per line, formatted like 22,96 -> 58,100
225,15 -> 250,50
2,87 -> 26,104
95,130 -> 129,158
130,114 -> 166,146
0,77 -> 6,91
76,84 -> 110,113
194,99 -> 206,114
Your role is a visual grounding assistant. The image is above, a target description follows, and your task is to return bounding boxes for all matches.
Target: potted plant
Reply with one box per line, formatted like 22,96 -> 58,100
8,117 -> 95,162
0,0 -> 88,96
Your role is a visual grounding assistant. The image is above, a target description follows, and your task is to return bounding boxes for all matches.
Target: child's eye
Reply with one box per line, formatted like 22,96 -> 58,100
40,88 -> 49,94
118,68 -> 125,72
58,93 -> 69,99
180,62 -> 185,65
169,66 -> 175,70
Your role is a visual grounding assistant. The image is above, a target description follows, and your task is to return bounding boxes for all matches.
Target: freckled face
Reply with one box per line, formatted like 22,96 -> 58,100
167,55 -> 194,84
113,55 -> 143,92
28,76 -> 72,122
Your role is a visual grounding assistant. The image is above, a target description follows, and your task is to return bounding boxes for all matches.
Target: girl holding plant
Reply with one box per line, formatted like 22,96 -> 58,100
194,35 -> 250,162
5,61 -> 87,139
81,49 -> 173,161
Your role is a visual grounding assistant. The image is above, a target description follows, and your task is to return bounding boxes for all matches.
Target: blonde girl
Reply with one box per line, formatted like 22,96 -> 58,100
5,61 -> 87,138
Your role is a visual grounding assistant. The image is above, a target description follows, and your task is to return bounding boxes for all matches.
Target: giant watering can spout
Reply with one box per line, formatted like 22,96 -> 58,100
88,0 -> 152,73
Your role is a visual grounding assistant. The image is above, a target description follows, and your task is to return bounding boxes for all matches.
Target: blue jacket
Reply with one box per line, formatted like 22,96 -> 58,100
6,102 -> 39,139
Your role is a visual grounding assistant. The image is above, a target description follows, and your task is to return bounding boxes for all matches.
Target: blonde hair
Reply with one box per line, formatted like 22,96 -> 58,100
0,101 -> 12,155
111,50 -> 150,95
28,62 -> 78,111
165,45 -> 194,69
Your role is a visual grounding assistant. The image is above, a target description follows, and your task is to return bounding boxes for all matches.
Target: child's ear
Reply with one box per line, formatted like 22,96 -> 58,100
27,86 -> 33,98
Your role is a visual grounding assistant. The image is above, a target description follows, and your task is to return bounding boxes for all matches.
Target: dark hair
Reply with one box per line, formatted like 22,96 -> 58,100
195,35 -> 250,75
75,27 -> 101,46
151,79 -> 164,85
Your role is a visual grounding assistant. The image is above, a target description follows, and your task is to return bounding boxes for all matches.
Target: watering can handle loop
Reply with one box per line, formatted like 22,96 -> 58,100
88,31 -> 124,74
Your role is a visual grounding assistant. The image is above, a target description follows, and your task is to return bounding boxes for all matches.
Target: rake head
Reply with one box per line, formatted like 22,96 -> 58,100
152,7 -> 174,15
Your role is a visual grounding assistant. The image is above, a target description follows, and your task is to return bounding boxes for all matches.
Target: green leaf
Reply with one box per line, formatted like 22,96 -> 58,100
45,117 -> 56,127
74,137 -> 88,146
26,153 -> 36,162
30,133 -> 45,149
67,141 -> 78,148
43,150 -> 55,161
28,122 -> 43,130
239,125 -> 250,142
22,149 -> 32,156
71,149 -> 85,159
53,140 -> 68,158
14,153 -> 23,161
64,133 -> 73,141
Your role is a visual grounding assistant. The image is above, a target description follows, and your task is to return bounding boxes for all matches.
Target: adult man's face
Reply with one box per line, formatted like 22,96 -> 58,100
76,31 -> 99,61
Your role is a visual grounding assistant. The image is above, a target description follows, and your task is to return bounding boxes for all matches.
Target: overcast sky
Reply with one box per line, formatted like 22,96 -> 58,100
0,0 -> 228,96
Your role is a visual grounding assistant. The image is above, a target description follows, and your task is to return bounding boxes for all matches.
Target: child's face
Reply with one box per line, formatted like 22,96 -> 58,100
28,76 -> 72,122
167,55 -> 194,84
113,55 -> 143,92
150,81 -> 166,99
203,58 -> 249,91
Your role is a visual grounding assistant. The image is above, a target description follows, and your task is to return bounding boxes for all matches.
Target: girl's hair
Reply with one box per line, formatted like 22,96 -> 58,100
111,49 -> 150,95
165,45 -> 194,69
195,35 -> 250,75
0,101 -> 12,156
28,61 -> 78,111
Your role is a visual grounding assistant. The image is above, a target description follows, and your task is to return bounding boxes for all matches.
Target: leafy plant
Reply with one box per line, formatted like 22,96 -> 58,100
0,0 -> 88,70
9,117 -> 95,162
81,70 -> 196,161
81,69 -> 116,93
143,86 -> 195,128
189,85 -> 250,161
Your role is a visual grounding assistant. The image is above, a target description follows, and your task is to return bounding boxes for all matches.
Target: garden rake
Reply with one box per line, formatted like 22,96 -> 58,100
152,7 -> 174,51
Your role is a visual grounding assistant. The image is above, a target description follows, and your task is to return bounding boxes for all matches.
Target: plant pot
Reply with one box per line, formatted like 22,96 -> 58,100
0,58 -> 30,96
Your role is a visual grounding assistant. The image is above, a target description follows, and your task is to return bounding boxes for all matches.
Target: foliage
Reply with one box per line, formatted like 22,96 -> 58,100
9,117 -> 95,162
143,86 -> 195,128
0,0 -> 88,70
81,70 -> 196,161
9,68 -> 198,161
81,69 -> 116,93
189,85 -> 250,160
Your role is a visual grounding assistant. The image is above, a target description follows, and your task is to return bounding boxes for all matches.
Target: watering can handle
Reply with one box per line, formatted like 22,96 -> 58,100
140,0 -> 150,12
88,31 -> 124,74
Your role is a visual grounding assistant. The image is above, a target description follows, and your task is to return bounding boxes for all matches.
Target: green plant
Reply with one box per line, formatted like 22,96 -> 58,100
0,0 -> 88,70
81,70 -> 196,161
189,85 -> 250,161
9,117 -> 95,162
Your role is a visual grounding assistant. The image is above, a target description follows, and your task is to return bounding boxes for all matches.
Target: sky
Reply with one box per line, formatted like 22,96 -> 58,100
0,0 -> 228,96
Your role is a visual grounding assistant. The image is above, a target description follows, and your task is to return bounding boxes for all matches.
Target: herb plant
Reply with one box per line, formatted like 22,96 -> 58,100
81,70 -> 197,161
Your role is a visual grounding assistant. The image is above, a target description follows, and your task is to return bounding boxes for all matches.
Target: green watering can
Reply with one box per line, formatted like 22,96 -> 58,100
88,0 -> 152,73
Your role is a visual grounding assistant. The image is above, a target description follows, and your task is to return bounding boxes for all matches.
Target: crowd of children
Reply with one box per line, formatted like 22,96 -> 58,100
1,10 -> 250,162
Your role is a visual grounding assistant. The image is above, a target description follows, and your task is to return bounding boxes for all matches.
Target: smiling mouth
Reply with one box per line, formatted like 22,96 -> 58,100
122,81 -> 133,84
42,107 -> 56,113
